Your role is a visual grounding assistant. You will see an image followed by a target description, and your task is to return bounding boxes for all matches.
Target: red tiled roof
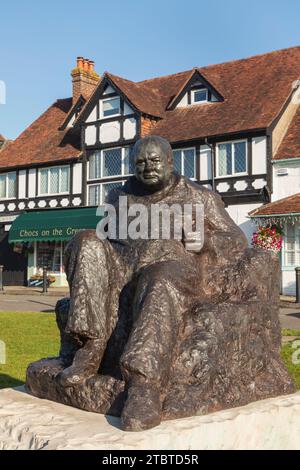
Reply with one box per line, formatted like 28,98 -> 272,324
249,193 -> 300,217
274,105 -> 300,160
0,99 -> 81,169
77,45 -> 300,143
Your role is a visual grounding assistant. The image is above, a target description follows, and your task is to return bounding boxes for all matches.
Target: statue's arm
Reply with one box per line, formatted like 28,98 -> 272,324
202,190 -> 248,260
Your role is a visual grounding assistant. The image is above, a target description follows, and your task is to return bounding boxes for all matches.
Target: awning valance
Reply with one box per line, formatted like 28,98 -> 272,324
8,207 -> 102,243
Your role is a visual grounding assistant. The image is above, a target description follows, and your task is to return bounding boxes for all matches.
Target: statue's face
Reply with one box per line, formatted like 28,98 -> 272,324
134,141 -> 173,190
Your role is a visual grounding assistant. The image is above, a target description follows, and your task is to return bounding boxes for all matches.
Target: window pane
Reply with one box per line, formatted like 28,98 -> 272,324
40,169 -> 48,194
89,185 -> 101,206
124,147 -> 135,175
50,168 -> 59,194
173,150 -> 182,174
234,142 -> 247,173
102,182 -> 123,203
218,143 -> 232,176
60,167 -> 69,193
193,89 -> 207,102
286,251 -> 295,266
7,172 -> 16,198
89,152 -> 101,179
183,149 -> 195,178
102,97 -> 120,117
103,148 -> 122,177
0,175 -> 6,198
37,241 -> 61,272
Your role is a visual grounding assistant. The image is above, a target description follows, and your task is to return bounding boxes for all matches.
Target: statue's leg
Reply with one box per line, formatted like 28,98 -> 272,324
120,260 -> 197,431
59,230 -> 126,387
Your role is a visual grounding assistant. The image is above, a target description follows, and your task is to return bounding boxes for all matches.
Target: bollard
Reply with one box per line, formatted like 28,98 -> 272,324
42,266 -> 48,293
295,267 -> 300,303
0,265 -> 3,292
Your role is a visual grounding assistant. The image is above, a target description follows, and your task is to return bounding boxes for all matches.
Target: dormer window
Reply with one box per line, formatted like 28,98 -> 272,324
101,97 -> 121,118
191,88 -> 208,104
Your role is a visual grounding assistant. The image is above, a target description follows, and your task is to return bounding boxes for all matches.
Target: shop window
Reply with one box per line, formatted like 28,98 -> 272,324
36,241 -> 66,273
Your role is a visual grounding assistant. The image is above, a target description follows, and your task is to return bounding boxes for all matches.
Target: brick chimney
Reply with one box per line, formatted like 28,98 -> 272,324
71,56 -> 100,103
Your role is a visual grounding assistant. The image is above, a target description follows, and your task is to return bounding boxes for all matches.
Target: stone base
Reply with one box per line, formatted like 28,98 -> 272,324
0,387 -> 300,450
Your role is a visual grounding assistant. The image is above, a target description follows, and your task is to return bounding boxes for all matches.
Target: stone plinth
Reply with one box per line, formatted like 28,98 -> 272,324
0,387 -> 300,450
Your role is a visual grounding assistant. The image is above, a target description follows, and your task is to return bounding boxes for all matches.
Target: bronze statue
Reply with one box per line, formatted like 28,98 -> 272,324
26,136 -> 295,432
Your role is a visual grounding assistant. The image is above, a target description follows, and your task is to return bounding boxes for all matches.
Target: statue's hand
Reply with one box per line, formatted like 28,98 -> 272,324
183,231 -> 203,253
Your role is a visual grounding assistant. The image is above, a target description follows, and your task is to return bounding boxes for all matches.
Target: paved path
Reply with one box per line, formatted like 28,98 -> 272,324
0,294 -> 63,312
279,307 -> 300,330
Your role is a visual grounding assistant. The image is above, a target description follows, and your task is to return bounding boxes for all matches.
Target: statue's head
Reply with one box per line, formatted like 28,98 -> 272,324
132,136 -> 174,191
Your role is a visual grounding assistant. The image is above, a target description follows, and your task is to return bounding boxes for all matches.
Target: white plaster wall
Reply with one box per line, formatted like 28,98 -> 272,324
226,203 -> 261,244
28,169 -> 36,198
103,85 -> 116,95
100,121 -> 120,143
86,107 -> 97,123
123,118 -> 136,140
124,102 -> 134,115
85,125 -> 97,146
252,136 -> 267,174
200,145 -> 212,180
177,93 -> 188,107
272,161 -> 300,202
67,114 -> 76,128
281,270 -> 296,296
72,163 -> 82,194
18,170 -> 26,199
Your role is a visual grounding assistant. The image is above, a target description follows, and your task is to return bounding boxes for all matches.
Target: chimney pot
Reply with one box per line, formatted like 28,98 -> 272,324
88,60 -> 95,72
83,59 -> 89,71
77,56 -> 84,69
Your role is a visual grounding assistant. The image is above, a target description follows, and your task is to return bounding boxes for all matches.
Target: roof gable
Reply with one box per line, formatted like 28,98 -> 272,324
167,68 -> 224,109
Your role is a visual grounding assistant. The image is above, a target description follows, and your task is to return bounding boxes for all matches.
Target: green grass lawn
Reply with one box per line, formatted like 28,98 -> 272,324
0,311 -> 299,391
0,311 -> 59,388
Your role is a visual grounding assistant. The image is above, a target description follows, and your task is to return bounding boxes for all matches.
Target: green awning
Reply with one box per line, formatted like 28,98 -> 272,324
9,207 -> 102,243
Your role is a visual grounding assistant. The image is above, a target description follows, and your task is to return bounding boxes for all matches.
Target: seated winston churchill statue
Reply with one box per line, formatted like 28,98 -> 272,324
26,135 -> 295,432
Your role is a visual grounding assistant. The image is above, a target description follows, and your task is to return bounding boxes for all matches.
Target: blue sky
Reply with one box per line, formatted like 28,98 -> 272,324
1,0 -> 300,139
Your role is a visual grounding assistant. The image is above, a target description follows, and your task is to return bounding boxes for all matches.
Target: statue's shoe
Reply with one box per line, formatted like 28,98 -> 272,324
121,381 -> 162,431
57,365 -> 94,387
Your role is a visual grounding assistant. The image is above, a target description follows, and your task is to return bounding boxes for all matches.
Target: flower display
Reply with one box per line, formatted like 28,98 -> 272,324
251,225 -> 283,254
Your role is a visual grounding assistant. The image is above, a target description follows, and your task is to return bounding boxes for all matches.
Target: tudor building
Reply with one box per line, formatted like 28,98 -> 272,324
2,48 -> 300,288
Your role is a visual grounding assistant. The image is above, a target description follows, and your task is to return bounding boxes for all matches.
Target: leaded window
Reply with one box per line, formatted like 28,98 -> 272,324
217,140 -> 247,177
88,181 -> 123,206
39,166 -> 70,195
0,172 -> 16,199
172,148 -> 196,179
88,147 -> 133,180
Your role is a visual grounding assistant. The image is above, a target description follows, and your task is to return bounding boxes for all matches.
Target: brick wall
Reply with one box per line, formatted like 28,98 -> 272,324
140,116 -> 159,137
71,70 -> 99,103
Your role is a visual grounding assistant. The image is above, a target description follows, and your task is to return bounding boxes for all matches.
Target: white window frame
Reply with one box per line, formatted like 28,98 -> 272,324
88,147 -> 133,181
88,180 -> 123,206
100,96 -> 121,119
38,165 -> 70,196
282,223 -> 300,267
173,147 -> 196,180
191,88 -> 208,104
0,171 -> 17,200
216,139 -> 248,178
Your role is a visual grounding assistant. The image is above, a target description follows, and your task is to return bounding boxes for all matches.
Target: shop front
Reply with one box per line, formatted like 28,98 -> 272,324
8,207 -> 101,287
249,193 -> 300,296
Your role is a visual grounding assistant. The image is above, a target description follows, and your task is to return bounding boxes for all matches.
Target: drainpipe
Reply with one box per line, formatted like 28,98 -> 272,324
204,138 -> 215,192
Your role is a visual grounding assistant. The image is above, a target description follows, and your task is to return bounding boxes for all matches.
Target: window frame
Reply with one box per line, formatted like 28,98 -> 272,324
0,171 -> 17,200
216,139 -> 248,178
172,147 -> 196,180
100,96 -> 121,119
191,88 -> 208,104
282,223 -> 300,267
88,180 -> 124,206
38,165 -> 70,196
88,147 -> 133,181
